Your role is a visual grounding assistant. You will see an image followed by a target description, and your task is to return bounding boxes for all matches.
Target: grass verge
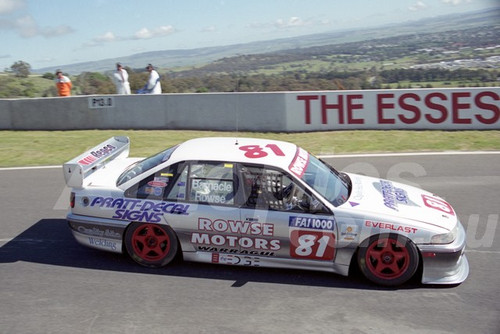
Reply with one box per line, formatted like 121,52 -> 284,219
1,130 -> 499,167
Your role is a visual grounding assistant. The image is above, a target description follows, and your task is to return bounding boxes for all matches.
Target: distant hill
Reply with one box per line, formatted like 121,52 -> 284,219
34,7 -> 499,75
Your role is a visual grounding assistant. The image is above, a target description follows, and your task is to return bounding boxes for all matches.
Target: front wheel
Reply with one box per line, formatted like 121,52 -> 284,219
358,234 -> 419,286
124,223 -> 178,268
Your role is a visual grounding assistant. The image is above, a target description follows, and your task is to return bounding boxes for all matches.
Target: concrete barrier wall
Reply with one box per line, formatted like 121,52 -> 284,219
0,88 -> 498,131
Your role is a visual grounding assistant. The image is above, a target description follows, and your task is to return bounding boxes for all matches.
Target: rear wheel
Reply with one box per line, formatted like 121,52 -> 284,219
358,234 -> 419,286
125,223 -> 178,268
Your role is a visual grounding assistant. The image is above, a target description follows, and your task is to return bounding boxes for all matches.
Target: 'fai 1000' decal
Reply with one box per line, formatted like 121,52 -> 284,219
289,216 -> 335,231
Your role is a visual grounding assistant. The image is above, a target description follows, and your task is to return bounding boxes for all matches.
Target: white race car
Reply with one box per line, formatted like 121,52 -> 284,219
63,136 -> 469,286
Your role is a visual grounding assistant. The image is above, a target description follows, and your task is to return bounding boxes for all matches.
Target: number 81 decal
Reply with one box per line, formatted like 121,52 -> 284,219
290,230 -> 335,260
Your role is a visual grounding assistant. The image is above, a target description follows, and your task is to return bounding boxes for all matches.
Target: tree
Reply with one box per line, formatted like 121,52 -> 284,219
10,61 -> 31,78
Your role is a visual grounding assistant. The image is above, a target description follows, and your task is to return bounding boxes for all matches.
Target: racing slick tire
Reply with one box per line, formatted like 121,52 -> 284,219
125,222 -> 178,268
357,233 -> 419,286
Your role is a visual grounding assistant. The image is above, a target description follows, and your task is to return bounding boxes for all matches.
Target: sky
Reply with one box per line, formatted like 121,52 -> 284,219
1,0 -> 498,71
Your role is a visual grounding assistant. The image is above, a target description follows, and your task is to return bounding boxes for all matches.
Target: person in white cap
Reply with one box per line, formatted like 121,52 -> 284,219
143,63 -> 162,94
113,63 -> 131,94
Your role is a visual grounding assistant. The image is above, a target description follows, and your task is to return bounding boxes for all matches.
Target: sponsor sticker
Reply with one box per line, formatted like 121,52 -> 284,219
90,196 -> 190,223
379,180 -> 409,211
340,224 -> 359,241
421,195 -> 455,216
290,230 -> 335,260
289,147 -> 309,178
289,216 -> 335,231
365,220 -> 418,233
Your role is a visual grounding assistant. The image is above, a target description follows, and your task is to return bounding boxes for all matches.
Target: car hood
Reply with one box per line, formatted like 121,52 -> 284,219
341,173 -> 457,231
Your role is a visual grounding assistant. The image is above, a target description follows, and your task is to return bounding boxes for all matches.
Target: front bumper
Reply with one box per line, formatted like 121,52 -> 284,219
418,222 -> 469,285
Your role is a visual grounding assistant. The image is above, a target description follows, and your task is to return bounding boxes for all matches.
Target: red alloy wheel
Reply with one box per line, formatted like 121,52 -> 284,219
131,224 -> 171,261
358,234 -> 419,286
365,237 -> 410,279
125,223 -> 178,268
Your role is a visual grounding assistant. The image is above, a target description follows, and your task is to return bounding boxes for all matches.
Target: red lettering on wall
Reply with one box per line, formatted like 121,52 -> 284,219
398,93 -> 421,124
377,93 -> 395,124
297,95 -> 319,124
475,91 -> 500,125
452,92 -> 472,124
296,90 -> 499,127
424,92 -> 448,124
347,94 -> 364,124
321,95 -> 344,124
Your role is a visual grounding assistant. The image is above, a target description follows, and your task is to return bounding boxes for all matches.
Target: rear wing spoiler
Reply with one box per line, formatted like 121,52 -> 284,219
63,136 -> 130,188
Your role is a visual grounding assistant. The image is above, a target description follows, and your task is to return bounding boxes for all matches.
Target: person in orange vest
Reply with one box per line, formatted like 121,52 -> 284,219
55,69 -> 72,96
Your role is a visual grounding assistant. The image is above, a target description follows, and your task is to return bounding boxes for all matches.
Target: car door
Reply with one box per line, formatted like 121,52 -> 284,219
162,161 -> 243,258
237,163 -> 338,264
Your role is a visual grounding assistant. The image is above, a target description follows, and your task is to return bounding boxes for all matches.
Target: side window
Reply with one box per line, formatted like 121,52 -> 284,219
126,163 -> 180,200
165,164 -> 188,201
240,164 -> 328,213
188,162 -> 235,205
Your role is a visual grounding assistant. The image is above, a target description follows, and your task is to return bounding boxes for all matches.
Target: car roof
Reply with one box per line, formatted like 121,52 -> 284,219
169,137 -> 301,170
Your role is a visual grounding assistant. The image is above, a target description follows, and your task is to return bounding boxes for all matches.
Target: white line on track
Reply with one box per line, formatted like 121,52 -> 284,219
319,151 -> 500,159
0,165 -> 61,171
1,151 -> 498,171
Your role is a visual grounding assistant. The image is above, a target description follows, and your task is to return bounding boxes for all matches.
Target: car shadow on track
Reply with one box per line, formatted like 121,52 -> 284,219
0,218 -> 429,290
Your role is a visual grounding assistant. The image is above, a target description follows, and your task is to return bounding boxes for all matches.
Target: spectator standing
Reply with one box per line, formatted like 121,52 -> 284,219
113,63 -> 131,95
55,69 -> 72,96
143,63 -> 162,94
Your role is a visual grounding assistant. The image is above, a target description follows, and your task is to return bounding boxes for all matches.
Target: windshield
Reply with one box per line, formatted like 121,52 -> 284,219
116,145 -> 178,186
301,154 -> 351,207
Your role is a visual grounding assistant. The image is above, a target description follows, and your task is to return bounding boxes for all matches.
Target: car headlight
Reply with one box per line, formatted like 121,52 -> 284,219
431,224 -> 458,244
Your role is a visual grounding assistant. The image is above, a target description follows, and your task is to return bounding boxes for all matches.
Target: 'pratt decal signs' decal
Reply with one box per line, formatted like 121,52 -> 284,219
90,197 -> 190,223
379,180 -> 409,211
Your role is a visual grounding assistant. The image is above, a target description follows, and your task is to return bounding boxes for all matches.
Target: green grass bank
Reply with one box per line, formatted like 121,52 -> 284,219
1,130 -> 499,168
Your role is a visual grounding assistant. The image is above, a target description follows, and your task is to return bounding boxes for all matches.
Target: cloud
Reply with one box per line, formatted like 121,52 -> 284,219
0,54 -> 11,59
409,1 -> 428,11
441,0 -> 472,5
132,25 -> 175,39
248,16 -> 330,31
0,14 -> 74,38
0,0 -> 25,14
84,25 -> 175,48
201,25 -> 216,33
274,17 -> 306,29
83,31 -> 119,47
94,31 -> 117,43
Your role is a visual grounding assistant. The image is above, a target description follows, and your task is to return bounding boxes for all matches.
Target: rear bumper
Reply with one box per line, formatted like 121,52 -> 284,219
419,222 -> 469,285
67,213 -> 127,254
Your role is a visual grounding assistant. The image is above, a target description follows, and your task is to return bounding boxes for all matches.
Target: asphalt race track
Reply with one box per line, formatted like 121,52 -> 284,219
1,153 -> 499,334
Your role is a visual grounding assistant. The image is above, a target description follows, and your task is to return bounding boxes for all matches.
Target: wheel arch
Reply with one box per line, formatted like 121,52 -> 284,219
355,232 -> 420,286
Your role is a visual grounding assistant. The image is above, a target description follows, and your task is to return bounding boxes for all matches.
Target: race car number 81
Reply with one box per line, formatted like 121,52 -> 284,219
239,144 -> 285,158
290,230 -> 335,260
